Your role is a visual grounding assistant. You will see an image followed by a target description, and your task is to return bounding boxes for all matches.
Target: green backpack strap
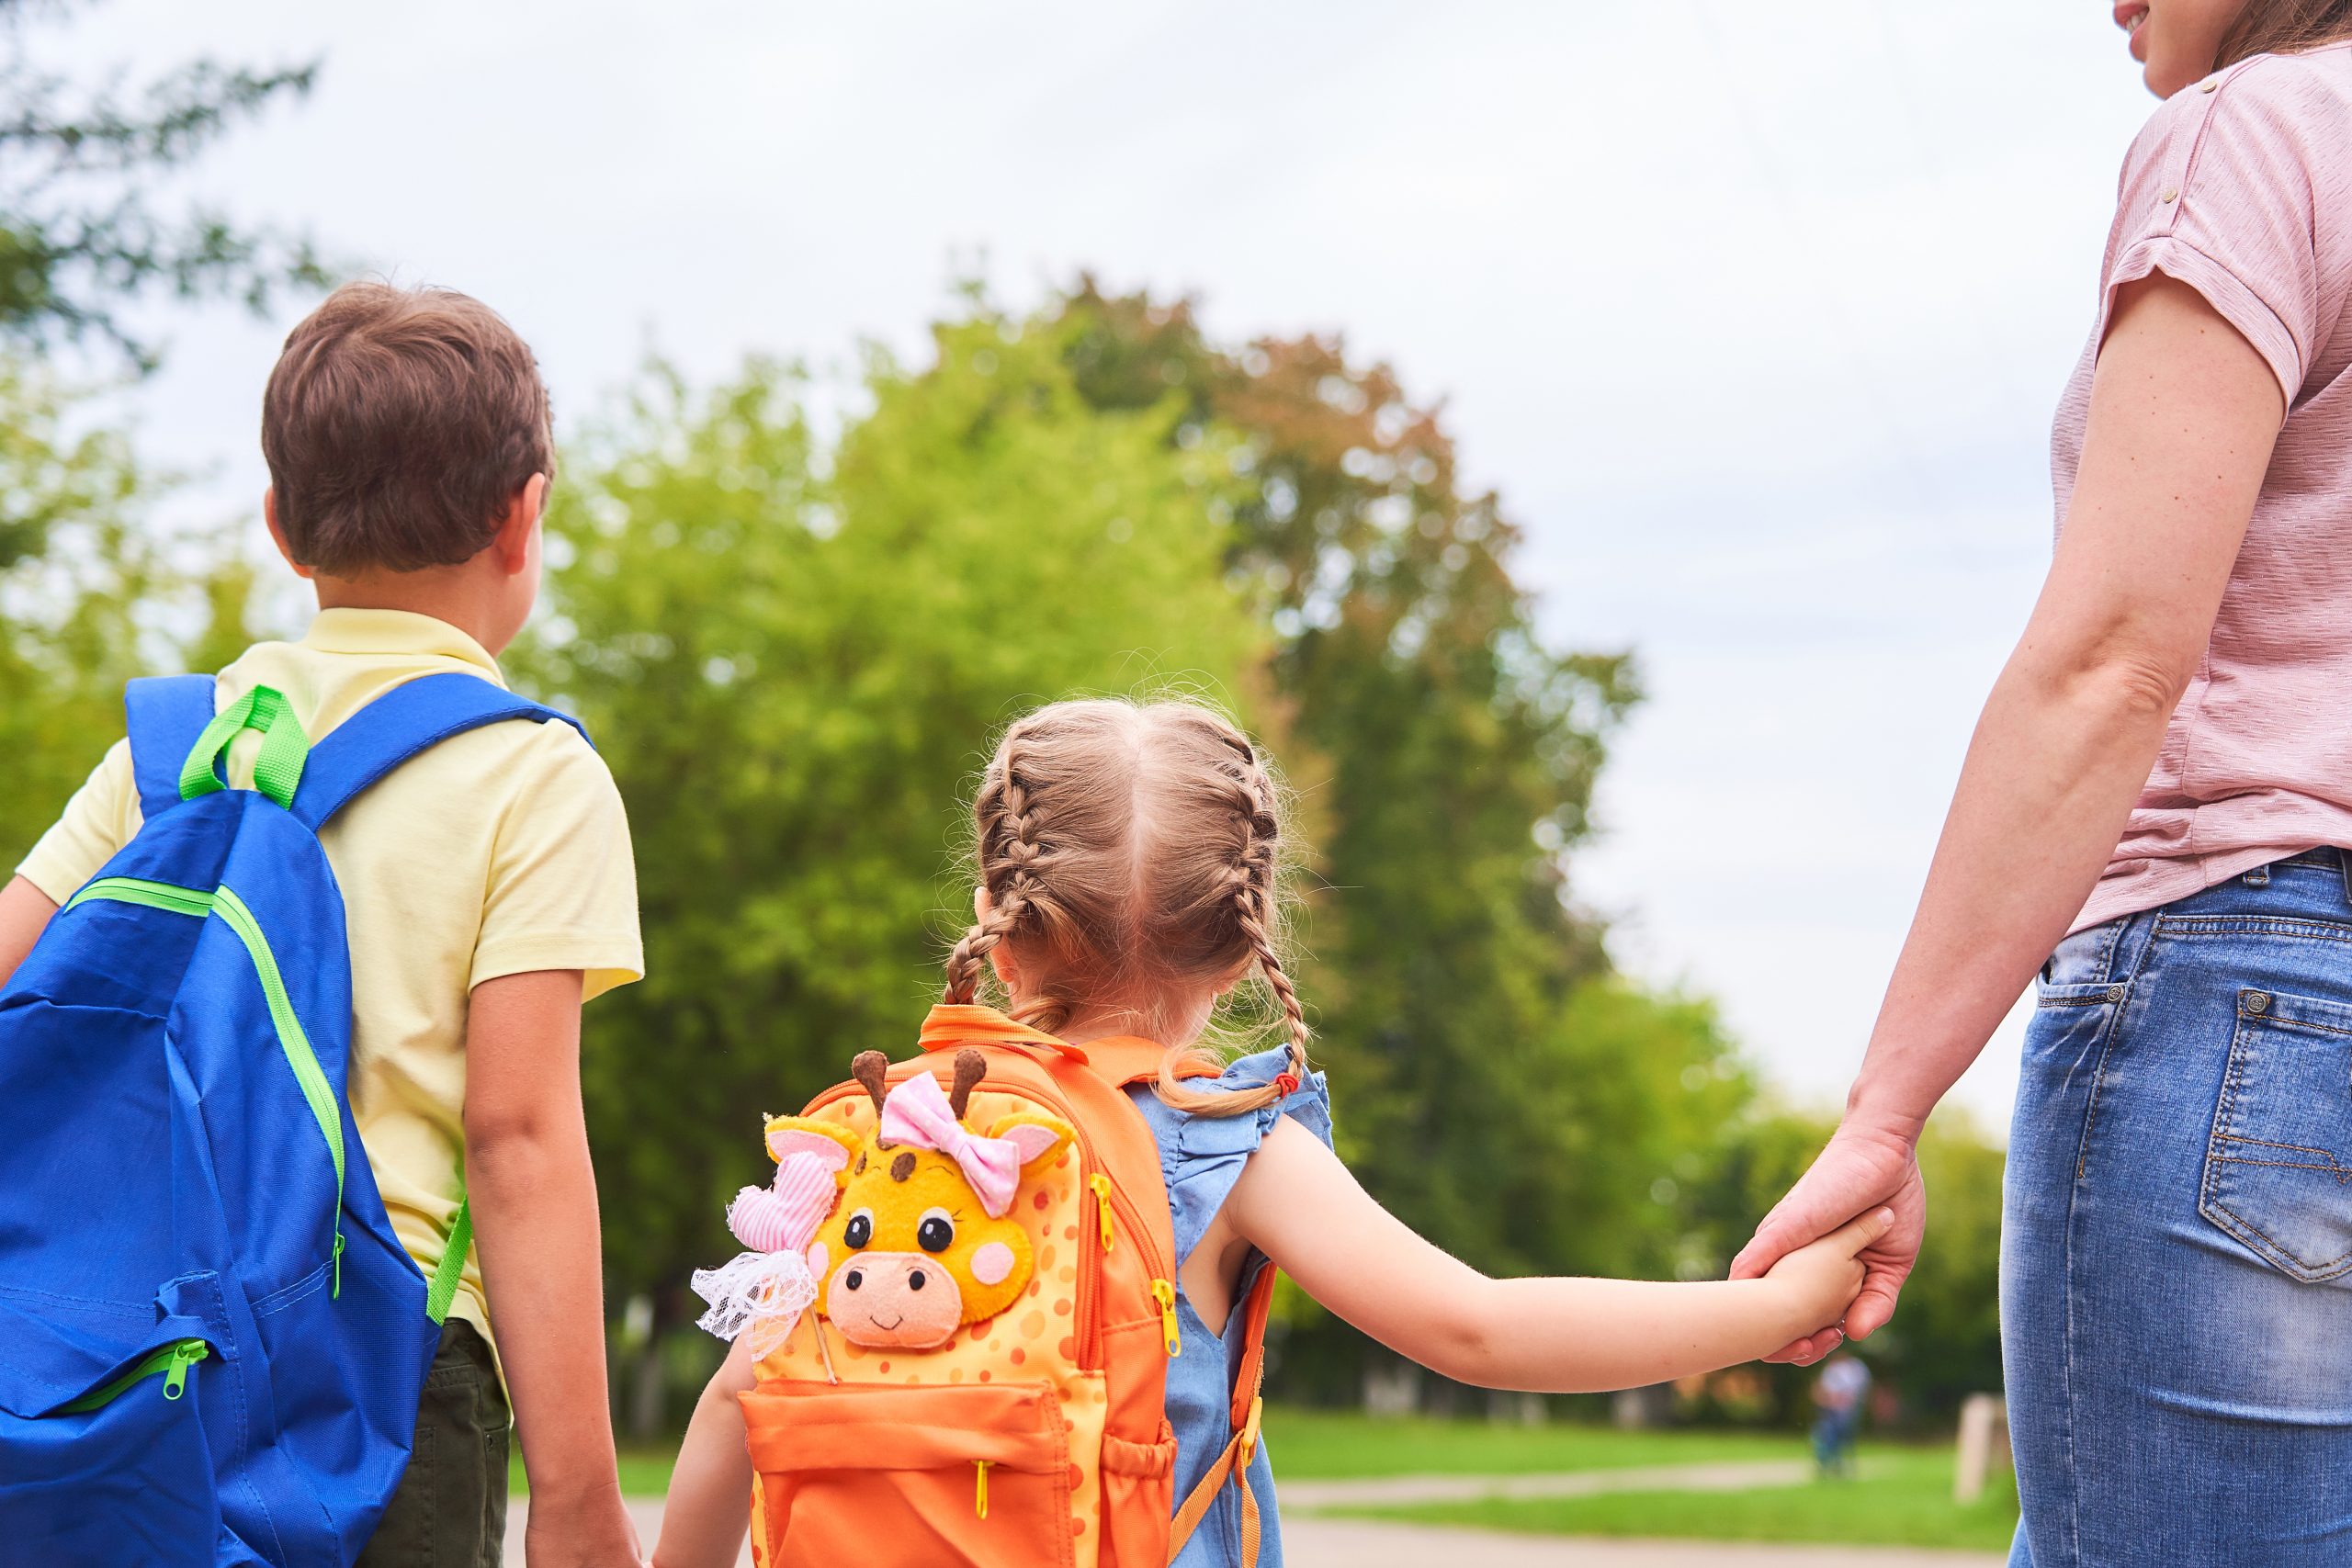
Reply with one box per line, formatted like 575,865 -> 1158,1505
426,1197 -> 473,1325
178,684 -> 311,809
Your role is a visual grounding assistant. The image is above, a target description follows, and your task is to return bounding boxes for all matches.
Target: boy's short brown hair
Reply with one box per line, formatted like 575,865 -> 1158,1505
262,281 -> 553,575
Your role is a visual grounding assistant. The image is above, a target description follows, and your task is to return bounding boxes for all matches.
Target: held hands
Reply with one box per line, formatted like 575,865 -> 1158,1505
1731,1123 -> 1927,1366
1757,1204 -> 1897,1344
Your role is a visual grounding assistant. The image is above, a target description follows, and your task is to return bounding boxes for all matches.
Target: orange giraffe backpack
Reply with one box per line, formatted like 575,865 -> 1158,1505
733,1004 -> 1277,1568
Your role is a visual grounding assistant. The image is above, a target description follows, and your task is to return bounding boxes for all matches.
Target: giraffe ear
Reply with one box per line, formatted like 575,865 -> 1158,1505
764,1116 -> 860,1179
986,1110 -> 1075,1172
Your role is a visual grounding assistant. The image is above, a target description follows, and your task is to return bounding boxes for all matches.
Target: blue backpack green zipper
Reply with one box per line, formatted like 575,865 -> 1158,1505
56,1339 -> 209,1415
64,874 -> 347,1294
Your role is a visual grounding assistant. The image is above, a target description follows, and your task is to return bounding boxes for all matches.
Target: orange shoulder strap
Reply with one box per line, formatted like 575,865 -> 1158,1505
1166,1266 -> 1277,1567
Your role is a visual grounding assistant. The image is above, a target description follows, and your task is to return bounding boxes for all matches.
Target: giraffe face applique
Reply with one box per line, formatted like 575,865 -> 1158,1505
763,1048 -> 1073,1351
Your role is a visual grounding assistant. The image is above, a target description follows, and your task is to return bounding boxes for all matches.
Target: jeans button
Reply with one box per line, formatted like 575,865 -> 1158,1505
2106,984 -> 2127,1004
2245,991 -> 2271,1015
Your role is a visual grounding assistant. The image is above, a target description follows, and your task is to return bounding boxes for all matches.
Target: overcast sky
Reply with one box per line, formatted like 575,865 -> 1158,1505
42,1 -> 2160,1131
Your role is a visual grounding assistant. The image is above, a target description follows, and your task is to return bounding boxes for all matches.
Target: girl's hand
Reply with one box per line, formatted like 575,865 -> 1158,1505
1758,1205 -> 1897,1344
1731,1124 -> 1925,1365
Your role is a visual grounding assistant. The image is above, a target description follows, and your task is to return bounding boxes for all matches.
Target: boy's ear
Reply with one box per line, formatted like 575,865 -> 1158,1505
262,489 -> 316,581
764,1116 -> 861,1180
985,1110 -> 1075,1172
490,473 -> 548,577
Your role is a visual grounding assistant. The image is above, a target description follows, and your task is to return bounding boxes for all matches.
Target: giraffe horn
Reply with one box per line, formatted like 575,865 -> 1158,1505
850,1052 -> 890,1120
948,1048 -> 987,1122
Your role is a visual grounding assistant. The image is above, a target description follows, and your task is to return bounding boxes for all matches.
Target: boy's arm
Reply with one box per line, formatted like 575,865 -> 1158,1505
464,969 -> 641,1568
0,876 -> 59,991
1227,1118 -> 1889,1394
651,1337 -> 757,1568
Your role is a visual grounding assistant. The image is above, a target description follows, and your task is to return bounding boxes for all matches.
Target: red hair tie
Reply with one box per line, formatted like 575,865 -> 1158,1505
1274,1072 -> 1300,1097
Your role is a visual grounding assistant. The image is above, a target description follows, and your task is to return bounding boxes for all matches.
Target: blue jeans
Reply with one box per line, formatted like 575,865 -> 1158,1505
2005,851 -> 2352,1566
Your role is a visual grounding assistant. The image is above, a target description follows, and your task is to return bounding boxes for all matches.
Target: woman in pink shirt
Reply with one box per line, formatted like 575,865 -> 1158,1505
1734,6 -> 2352,1564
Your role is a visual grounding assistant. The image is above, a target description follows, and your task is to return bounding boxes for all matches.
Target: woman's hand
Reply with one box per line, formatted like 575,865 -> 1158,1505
1758,1205 -> 1898,1338
1729,1124 -> 1925,1366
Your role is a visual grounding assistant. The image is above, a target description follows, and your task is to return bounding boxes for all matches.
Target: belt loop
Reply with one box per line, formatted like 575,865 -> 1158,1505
2338,848 -> 2352,911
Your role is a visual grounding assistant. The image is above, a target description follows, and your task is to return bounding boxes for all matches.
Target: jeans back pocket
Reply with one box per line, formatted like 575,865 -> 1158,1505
2200,987 -> 2352,1282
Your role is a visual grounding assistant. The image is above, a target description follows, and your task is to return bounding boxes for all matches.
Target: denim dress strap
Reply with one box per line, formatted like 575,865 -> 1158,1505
1127,1046 -> 1333,1568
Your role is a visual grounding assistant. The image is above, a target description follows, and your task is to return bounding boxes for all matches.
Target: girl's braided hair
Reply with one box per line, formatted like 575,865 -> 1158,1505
942,698 -> 1307,1117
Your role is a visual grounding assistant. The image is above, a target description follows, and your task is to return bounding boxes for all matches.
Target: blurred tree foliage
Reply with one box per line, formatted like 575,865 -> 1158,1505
0,358 -> 256,863
1,0 -> 328,370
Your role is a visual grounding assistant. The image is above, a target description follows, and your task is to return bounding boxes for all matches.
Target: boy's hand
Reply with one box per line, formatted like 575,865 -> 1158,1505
1759,1206 -> 1894,1342
525,1473 -> 645,1568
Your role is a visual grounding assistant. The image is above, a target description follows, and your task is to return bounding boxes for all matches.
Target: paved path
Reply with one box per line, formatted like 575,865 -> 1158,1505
1279,1459 -> 1814,1508
510,1483 -> 2007,1567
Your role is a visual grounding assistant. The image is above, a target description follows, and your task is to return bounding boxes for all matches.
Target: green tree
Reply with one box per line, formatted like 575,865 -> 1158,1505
2,0 -> 326,369
0,358 -> 256,865
526,312 -> 1270,1416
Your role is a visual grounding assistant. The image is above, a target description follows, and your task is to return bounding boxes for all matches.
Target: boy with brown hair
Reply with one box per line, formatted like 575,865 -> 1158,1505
0,282 -> 645,1567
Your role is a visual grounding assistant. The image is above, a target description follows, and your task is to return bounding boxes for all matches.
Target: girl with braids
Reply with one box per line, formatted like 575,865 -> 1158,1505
654,697 -> 1884,1568
657,697 -> 1887,1568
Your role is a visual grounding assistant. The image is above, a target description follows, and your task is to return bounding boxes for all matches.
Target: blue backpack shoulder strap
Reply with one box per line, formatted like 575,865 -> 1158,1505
124,675 -> 219,820
289,671 -> 592,832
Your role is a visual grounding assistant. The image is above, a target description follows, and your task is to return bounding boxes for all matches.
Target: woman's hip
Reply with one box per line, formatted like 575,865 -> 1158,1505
2001,851 -> 2352,1564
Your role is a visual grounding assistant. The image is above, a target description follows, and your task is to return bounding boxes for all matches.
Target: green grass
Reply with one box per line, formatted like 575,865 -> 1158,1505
1334,1447 -> 2022,1553
1259,1407 -> 1804,1478
510,1447 -> 679,1497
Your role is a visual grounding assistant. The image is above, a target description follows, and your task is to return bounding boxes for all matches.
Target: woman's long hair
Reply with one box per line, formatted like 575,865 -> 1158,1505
2217,0 -> 2352,69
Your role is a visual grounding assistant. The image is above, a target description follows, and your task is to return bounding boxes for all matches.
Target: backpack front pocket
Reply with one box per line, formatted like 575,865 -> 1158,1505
0,1298 -> 221,1568
2200,986 -> 2352,1282
741,1379 -> 1075,1568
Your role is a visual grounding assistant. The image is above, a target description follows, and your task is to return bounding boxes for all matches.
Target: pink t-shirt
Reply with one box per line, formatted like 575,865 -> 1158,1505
2057,46 -> 2352,932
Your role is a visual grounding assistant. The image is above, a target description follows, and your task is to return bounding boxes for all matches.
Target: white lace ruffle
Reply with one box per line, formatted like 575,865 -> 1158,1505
691,1248 -> 817,1359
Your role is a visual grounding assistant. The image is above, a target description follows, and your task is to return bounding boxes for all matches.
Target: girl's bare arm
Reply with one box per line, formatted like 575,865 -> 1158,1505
651,1336 -> 759,1568
1225,1117 -> 1888,1393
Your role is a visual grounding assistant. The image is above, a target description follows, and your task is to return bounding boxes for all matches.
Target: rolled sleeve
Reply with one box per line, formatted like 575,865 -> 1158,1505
2099,59 -> 2333,414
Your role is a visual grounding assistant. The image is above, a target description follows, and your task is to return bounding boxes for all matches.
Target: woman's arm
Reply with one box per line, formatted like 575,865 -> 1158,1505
1728,273 -> 2285,1359
652,1337 -> 758,1568
1226,1118 -> 1890,1393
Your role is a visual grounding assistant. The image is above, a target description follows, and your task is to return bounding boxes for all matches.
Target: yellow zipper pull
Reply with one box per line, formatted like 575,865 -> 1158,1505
1089,1174 -> 1116,1254
164,1342 -> 209,1401
1151,1278 -> 1182,1358
332,1231 -> 345,1300
974,1459 -> 990,1519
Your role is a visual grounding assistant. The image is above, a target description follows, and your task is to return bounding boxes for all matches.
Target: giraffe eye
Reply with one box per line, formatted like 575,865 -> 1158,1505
916,1208 -> 956,1254
843,1209 -> 874,1249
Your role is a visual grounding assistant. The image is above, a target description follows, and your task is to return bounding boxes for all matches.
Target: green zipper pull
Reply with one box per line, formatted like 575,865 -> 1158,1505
332,1230 -> 345,1299
163,1342 -> 209,1401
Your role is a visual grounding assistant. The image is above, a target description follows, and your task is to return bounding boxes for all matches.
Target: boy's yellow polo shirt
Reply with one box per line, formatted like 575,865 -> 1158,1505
16,608 -> 642,1367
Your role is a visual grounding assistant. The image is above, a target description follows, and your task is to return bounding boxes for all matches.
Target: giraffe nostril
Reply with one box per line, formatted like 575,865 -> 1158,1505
909,1269 -> 927,1291
844,1269 -> 864,1292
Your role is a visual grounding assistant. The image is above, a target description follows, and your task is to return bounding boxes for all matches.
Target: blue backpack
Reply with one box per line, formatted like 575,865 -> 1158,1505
0,671 -> 586,1567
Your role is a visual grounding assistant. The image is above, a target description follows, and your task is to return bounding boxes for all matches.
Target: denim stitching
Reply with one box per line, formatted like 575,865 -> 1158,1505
2070,925 -> 2150,1185
2214,1133 -> 2352,1177
2158,916 -> 2352,942
2056,916 -> 2149,1566
2199,1013 -> 2352,1279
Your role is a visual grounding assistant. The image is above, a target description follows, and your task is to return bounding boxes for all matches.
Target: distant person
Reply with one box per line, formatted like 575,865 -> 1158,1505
0,283 -> 646,1567
647,697 -> 1893,1568
1811,1354 -> 1871,1478
1728,4 -> 2352,1565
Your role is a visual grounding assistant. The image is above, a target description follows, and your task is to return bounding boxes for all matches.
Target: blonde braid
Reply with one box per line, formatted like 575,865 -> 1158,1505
943,738 -> 1052,1006
1156,729 -> 1310,1116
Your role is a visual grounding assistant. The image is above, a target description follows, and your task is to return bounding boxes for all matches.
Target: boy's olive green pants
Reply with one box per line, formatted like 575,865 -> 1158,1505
356,1320 -> 511,1568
